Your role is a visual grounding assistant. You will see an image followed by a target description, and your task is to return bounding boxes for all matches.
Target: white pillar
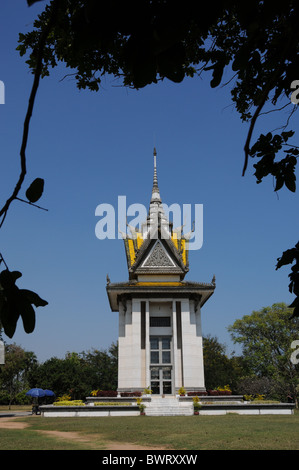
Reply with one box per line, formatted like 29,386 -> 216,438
130,299 -> 142,389
117,300 -> 129,391
172,300 -> 180,391
181,299 -> 205,390
145,300 -> 150,388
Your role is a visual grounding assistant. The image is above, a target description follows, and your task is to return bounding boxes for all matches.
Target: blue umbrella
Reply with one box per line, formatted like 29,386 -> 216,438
26,388 -> 46,398
44,389 -> 55,397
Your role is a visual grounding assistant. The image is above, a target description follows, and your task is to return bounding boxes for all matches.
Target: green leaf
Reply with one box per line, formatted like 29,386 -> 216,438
0,270 -> 22,289
289,297 -> 299,319
281,130 -> 294,142
0,269 -> 48,337
274,176 -> 284,192
19,294 -> 36,334
0,287 -> 21,339
27,0 -> 43,5
210,63 -> 224,88
276,247 -> 297,270
25,178 -> 44,203
285,176 -> 296,193
20,289 -> 48,307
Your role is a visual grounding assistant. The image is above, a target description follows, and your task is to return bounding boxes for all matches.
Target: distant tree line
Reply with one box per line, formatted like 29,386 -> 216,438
0,342 -> 118,406
0,303 -> 298,406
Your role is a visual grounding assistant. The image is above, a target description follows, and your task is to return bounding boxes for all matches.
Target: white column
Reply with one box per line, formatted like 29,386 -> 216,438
117,300 -> 131,391
181,299 -> 205,390
131,299 -> 142,389
145,300 -> 150,388
172,300 -> 179,391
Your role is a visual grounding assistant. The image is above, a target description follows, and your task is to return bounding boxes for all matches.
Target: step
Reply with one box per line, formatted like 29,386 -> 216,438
145,396 -> 194,416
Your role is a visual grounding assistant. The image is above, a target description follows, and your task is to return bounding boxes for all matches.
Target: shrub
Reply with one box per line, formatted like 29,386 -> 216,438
91,390 -> 118,397
207,389 -> 232,396
0,391 -> 10,405
56,394 -> 71,402
244,394 -> 265,402
15,391 -> 31,405
216,385 -> 232,395
120,391 -> 142,397
54,400 -> 85,406
187,391 -> 208,396
94,402 -> 132,406
193,396 -> 202,411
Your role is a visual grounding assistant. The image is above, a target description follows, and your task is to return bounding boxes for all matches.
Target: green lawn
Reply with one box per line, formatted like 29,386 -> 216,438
1,412 -> 299,450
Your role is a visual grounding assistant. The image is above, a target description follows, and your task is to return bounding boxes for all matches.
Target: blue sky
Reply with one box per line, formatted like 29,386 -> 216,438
0,2 -> 298,362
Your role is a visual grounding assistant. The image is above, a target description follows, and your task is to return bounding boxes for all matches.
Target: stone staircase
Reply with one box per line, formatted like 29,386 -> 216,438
145,396 -> 193,416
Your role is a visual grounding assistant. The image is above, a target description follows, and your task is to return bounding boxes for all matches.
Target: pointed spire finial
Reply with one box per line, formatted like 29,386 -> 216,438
152,147 -> 159,191
145,147 -> 169,234
153,148 -> 157,178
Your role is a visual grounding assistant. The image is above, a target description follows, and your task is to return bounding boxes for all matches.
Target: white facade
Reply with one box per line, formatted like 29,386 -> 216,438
116,296 -> 206,394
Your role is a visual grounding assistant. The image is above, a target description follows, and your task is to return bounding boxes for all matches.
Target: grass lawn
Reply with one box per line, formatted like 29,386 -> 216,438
0,411 -> 299,450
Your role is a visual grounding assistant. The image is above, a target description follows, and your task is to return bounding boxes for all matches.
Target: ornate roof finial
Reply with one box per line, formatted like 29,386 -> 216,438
151,147 -> 160,201
144,147 -> 169,234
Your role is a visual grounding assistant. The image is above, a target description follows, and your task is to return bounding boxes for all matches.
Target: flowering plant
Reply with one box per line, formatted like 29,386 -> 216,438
192,396 -> 201,411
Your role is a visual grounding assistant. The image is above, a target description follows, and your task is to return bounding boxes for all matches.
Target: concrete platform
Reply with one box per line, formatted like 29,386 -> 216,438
40,395 -> 295,417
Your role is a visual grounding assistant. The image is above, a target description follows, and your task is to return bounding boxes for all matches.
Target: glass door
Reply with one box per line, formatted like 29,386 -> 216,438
150,336 -> 173,394
150,367 -> 172,394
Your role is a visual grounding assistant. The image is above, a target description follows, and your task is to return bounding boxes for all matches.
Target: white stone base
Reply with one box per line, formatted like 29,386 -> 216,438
146,396 -> 193,416
40,400 -> 295,417
198,404 -> 294,415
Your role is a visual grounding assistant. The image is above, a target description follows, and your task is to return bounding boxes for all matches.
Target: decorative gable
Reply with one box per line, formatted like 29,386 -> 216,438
142,240 -> 176,268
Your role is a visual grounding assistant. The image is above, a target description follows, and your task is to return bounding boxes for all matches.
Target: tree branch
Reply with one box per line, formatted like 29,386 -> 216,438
15,197 -> 48,211
242,40 -> 292,177
0,0 -> 59,227
242,79 -> 276,176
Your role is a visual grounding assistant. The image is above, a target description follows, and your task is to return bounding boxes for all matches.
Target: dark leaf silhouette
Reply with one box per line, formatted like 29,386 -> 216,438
25,178 -> 44,203
0,269 -> 48,338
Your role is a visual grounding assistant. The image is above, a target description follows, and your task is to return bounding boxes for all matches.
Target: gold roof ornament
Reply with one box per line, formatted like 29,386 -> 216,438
123,148 -> 190,279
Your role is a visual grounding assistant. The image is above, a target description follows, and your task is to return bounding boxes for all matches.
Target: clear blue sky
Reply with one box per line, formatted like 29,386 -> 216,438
0,2 -> 298,362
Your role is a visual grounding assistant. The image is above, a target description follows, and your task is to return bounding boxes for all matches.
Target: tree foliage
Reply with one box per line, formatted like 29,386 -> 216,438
19,0 -> 299,185
27,343 -> 118,399
16,0 -> 299,317
0,343 -> 38,407
203,335 -> 245,391
228,303 -> 299,404
1,0 -> 299,339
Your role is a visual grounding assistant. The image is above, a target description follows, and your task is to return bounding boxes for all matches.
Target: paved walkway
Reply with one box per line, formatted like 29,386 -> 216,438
0,411 -> 31,418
